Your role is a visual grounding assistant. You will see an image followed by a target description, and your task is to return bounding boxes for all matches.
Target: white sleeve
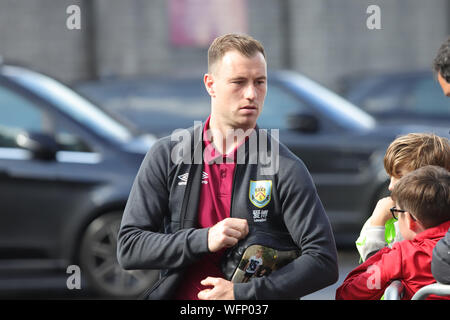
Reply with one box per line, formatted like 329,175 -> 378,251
393,221 -> 403,243
355,217 -> 387,262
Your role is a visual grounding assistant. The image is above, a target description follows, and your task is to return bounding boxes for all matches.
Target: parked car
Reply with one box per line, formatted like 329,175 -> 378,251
337,70 -> 450,125
0,64 -> 159,297
76,71 -> 449,245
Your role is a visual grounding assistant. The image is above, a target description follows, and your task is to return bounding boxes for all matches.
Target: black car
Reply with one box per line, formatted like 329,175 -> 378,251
76,71 -> 449,244
0,64 -> 159,297
338,70 -> 450,125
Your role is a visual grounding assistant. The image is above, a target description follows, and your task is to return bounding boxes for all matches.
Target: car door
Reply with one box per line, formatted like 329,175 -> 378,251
0,81 -> 64,261
0,80 -> 105,267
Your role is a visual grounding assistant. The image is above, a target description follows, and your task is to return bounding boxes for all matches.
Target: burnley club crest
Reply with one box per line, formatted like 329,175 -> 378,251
249,180 -> 272,208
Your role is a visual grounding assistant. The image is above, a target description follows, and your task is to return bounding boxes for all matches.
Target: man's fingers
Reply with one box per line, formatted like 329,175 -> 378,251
197,288 -> 211,300
223,218 -> 249,238
221,234 -> 239,248
223,217 -> 248,229
208,231 -> 238,252
198,277 -> 235,300
208,218 -> 249,252
198,277 -> 219,300
201,277 -> 220,286
223,227 -> 243,239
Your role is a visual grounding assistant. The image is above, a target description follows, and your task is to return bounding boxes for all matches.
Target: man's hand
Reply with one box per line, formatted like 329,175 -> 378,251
198,277 -> 235,300
208,218 -> 249,252
369,196 -> 395,227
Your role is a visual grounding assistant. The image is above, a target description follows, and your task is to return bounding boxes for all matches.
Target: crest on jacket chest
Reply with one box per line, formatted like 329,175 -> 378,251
249,180 -> 272,222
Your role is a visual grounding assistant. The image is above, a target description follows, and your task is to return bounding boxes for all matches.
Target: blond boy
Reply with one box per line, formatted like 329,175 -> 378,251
338,165 -> 450,300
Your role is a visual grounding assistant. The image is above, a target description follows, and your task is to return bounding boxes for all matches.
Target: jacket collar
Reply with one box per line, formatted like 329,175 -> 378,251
414,220 -> 450,242
202,115 -> 255,164
191,116 -> 262,165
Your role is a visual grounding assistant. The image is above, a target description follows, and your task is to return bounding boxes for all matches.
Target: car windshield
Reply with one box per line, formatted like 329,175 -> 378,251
3,66 -> 135,144
276,71 -> 376,132
76,77 -> 211,137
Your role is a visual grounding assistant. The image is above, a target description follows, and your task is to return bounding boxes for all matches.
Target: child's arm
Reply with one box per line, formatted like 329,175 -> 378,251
356,197 -> 399,262
356,218 -> 386,261
336,246 -> 403,300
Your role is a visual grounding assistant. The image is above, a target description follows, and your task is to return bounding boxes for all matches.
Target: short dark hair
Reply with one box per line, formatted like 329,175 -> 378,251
208,34 -> 265,73
433,37 -> 450,83
391,165 -> 450,229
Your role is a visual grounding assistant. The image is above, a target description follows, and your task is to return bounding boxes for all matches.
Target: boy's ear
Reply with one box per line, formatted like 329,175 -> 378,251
407,212 -> 424,233
407,214 -> 416,231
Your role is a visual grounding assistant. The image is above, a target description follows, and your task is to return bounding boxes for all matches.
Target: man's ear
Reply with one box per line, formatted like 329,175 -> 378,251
204,73 -> 215,97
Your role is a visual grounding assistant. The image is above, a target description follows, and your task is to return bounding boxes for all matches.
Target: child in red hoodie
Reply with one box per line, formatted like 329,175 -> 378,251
336,165 -> 450,300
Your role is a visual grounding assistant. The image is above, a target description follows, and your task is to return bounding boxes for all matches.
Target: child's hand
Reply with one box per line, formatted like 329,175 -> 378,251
369,197 -> 395,227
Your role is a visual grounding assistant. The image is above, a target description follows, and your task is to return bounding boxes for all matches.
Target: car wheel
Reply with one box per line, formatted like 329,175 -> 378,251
79,211 -> 158,298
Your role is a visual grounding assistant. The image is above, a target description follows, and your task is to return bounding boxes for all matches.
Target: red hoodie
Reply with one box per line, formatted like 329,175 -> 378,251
336,220 -> 450,300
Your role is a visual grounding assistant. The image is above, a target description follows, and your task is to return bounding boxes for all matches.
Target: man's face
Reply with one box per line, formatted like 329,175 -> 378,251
205,50 -> 267,130
437,72 -> 450,97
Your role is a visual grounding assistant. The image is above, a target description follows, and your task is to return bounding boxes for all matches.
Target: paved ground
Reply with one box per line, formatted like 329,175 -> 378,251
0,250 -> 361,300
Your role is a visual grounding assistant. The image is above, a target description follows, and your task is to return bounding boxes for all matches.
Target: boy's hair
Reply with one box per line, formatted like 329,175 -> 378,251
433,37 -> 450,82
384,133 -> 450,178
208,33 -> 265,73
391,165 -> 450,229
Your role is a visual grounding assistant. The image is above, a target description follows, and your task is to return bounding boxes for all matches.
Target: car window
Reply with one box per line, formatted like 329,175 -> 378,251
359,82 -> 407,113
407,78 -> 450,115
54,123 -> 93,152
4,66 -> 135,144
0,84 -> 92,152
77,79 -> 211,134
0,85 -> 49,148
257,83 -> 308,129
